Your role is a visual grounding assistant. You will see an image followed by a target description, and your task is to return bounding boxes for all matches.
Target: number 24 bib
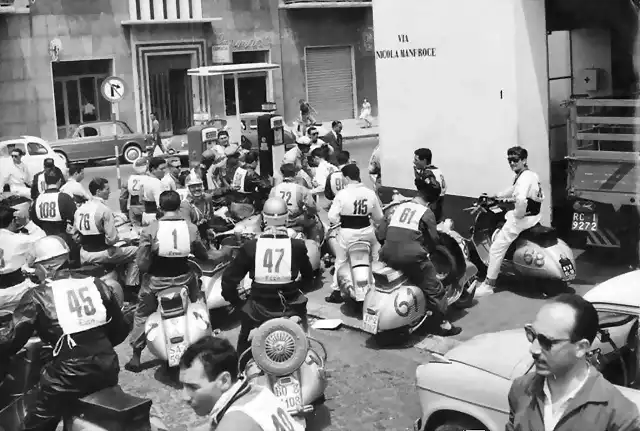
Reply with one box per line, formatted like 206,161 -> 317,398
51,278 -> 107,335
254,238 -> 293,284
388,202 -> 428,232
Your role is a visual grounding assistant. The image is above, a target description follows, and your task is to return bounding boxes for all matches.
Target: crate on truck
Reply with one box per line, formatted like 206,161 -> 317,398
566,97 -> 640,250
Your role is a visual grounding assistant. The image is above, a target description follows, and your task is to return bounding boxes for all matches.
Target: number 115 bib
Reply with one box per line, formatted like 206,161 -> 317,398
388,202 -> 428,232
254,238 -> 293,284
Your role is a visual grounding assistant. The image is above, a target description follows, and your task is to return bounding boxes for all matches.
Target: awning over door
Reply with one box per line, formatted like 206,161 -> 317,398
187,63 -> 280,76
305,46 -> 355,121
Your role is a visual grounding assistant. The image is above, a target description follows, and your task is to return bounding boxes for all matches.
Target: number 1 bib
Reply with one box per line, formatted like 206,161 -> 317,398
254,238 -> 293,284
50,278 -> 107,335
157,220 -> 191,257
388,202 -> 428,232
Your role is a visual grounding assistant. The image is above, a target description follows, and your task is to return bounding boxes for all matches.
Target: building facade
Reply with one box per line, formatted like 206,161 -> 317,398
0,0 -> 377,143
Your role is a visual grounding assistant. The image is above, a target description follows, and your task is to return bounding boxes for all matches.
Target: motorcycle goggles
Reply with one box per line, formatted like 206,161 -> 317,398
524,323 -> 571,351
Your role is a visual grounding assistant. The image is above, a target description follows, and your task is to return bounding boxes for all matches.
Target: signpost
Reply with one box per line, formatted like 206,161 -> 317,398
101,76 -> 127,190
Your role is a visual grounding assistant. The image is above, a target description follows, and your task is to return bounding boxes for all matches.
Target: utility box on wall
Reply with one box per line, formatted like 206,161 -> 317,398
576,68 -> 600,93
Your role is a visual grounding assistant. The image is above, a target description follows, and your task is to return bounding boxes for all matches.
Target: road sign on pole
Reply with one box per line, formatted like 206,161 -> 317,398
101,76 -> 127,103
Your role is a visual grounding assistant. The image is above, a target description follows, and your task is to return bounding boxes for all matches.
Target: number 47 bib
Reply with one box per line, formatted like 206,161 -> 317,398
50,278 -> 107,335
254,238 -> 293,284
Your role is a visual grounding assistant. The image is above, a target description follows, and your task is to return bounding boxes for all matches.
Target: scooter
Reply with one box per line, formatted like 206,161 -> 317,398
144,262 -> 213,368
466,195 -> 577,291
0,323 -> 167,431
241,317 -> 327,428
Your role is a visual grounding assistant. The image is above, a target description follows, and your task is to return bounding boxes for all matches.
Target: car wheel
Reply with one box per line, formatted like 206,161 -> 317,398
251,318 -> 308,377
122,144 -> 142,164
54,150 -> 69,166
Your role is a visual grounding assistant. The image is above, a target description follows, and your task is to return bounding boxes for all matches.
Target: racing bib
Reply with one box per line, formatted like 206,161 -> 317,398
50,278 -> 107,335
275,183 -> 300,213
329,172 -> 346,196
74,201 -> 100,235
430,168 -> 447,196
232,167 -> 248,193
388,202 -> 428,232
37,174 -> 46,195
127,175 -> 145,196
157,220 -> 191,257
35,193 -> 62,222
254,238 -> 293,284
341,191 -> 375,217
226,388 -> 304,431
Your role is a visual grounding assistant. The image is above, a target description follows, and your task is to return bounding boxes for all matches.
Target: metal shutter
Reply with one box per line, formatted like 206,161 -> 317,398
305,46 -> 355,121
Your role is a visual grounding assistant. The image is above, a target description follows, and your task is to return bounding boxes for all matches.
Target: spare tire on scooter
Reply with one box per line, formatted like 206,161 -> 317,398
251,318 -> 308,377
430,232 -> 466,286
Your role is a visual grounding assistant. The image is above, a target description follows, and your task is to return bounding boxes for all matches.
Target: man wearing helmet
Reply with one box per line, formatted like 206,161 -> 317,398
140,156 -> 168,226
221,196 -> 313,355
119,157 -> 148,226
74,178 -> 139,290
0,236 -> 130,431
180,169 -> 219,245
125,190 -> 210,372
377,178 -> 461,336
269,163 -> 318,237
325,164 -> 383,303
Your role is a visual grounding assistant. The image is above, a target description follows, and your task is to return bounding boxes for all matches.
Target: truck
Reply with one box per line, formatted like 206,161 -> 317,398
372,0 -> 639,261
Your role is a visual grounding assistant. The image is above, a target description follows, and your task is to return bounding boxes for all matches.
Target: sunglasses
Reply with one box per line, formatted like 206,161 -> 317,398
11,154 -> 20,158
311,133 -> 319,136
507,157 -> 520,164
524,324 -> 571,350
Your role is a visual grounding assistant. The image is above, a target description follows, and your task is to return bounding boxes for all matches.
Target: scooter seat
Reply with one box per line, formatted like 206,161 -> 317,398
76,385 -> 152,423
519,223 -> 557,246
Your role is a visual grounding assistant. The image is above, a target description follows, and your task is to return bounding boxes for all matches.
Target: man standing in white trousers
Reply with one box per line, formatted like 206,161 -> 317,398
325,164 -> 383,303
475,146 -> 544,297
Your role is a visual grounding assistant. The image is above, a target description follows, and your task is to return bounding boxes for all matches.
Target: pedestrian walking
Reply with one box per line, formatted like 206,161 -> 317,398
359,98 -> 373,128
150,112 -> 166,156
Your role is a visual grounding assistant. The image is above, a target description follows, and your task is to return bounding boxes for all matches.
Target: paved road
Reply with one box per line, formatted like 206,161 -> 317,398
80,136 -> 631,429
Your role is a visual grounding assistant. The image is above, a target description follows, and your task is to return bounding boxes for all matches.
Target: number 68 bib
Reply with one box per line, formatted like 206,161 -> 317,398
254,238 -> 293,284
50,278 -> 107,335
388,202 -> 428,232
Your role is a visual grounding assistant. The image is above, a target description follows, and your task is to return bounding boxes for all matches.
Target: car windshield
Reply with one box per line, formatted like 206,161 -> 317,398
117,121 -> 133,134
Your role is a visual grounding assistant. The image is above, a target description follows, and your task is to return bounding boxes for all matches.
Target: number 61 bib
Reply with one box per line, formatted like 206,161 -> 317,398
50,278 -> 107,335
388,202 -> 428,232
254,238 -> 293,284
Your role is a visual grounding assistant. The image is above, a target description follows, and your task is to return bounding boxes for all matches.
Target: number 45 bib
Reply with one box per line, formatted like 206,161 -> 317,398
388,202 -> 428,232
50,278 -> 107,335
254,238 -> 293,284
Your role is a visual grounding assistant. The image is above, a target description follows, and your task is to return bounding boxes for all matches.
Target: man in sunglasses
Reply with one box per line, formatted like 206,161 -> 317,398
1,148 -> 32,198
475,146 -> 543,297
506,293 -> 640,431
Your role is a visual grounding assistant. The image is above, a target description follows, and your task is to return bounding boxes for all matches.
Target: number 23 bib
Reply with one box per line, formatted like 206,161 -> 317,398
51,278 -> 108,335
254,238 -> 293,284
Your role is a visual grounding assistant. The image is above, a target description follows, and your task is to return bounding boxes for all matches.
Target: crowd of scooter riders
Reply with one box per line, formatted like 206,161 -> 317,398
0,121 -> 546,429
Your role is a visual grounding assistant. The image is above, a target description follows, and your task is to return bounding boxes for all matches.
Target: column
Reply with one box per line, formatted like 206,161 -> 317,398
140,0 -> 151,20
179,0 -> 190,19
191,0 -> 203,19
166,0 -> 178,19
128,0 -> 138,20
153,0 -> 165,19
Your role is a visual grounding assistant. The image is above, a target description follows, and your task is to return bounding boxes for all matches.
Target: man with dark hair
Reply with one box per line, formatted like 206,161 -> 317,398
413,148 -> 446,222
150,112 -> 165,155
322,121 -> 343,162
377,178 -> 460,336
309,147 -> 337,197
324,150 -> 351,202
125,190 -> 209,372
506,293 -> 640,431
73,177 -> 139,291
270,163 -> 317,237
179,336 -> 303,431
307,126 -> 332,161
60,164 -> 91,206
476,146 -> 544,297
162,156 -> 182,191
139,156 -> 168,225
2,147 -> 31,198
31,158 -> 65,200
228,150 -> 270,219
326,164 -> 383,303
30,169 -> 77,246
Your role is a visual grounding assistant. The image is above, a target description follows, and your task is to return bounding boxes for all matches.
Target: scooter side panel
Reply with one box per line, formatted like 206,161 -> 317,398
509,239 -> 569,280
145,313 -> 168,360
185,302 -> 213,345
364,284 -> 427,333
304,239 -> 321,272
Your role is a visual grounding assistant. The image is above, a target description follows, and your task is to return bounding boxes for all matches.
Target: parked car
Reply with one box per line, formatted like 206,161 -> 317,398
50,120 -> 150,164
0,136 -> 68,183
413,270 -> 640,431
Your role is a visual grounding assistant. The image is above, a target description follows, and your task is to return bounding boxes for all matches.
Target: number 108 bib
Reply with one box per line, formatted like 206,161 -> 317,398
254,238 -> 293,284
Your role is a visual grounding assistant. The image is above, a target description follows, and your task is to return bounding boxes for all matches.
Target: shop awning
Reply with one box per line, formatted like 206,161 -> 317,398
187,63 -> 280,77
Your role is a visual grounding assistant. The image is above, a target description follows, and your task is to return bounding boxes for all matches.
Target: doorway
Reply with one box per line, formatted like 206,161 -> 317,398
224,50 -> 270,115
148,55 -> 193,135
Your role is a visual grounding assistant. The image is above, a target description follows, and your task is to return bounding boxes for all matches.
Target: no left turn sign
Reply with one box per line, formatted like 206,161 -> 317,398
101,76 -> 127,103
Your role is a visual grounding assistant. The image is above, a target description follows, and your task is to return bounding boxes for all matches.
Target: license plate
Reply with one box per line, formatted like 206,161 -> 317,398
355,285 -> 366,302
560,259 -> 576,280
168,343 -> 186,367
362,313 -> 379,334
272,375 -> 302,412
571,212 -> 598,231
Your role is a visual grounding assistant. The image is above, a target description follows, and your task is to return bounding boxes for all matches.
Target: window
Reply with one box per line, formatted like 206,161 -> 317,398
27,142 -> 49,156
99,123 -> 116,137
78,126 -> 99,138
5,142 -> 26,154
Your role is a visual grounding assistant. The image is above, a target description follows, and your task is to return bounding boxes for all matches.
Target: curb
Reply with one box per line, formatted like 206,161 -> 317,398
343,133 -> 379,141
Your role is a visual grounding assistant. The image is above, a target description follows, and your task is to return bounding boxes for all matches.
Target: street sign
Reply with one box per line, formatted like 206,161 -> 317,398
101,76 -> 127,103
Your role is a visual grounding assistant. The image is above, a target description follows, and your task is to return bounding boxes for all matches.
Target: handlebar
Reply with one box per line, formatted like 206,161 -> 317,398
463,195 -> 515,214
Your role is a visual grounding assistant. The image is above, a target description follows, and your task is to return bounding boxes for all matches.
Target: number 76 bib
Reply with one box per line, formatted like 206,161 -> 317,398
50,278 -> 107,335
254,238 -> 293,284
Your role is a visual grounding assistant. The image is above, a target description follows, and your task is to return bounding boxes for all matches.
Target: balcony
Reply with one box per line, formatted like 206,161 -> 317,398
122,0 -> 221,26
279,0 -> 371,9
0,0 -> 32,14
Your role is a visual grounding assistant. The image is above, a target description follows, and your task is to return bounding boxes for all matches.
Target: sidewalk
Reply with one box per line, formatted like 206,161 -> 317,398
319,117 -> 379,141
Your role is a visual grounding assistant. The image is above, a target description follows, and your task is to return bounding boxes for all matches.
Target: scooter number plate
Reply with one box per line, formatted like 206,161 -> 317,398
362,313 -> 379,334
168,343 -> 186,367
272,375 -> 302,412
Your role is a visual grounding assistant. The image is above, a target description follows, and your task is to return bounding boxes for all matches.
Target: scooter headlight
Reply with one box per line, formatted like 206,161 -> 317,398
534,253 -> 545,267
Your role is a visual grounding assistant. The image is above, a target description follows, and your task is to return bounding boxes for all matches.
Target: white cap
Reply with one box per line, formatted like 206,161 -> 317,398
296,136 -> 311,145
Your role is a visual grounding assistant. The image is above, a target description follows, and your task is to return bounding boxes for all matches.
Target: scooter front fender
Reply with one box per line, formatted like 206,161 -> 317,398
510,239 -> 576,281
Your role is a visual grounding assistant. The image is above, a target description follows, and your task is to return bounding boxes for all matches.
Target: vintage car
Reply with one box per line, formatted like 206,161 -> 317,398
414,269 -> 640,431
0,136 -> 68,181
51,120 -> 150,164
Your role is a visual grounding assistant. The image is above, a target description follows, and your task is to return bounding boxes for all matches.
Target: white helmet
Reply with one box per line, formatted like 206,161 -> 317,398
33,236 -> 70,263
262,197 -> 288,227
133,157 -> 149,174
296,136 -> 311,146
185,169 -> 203,187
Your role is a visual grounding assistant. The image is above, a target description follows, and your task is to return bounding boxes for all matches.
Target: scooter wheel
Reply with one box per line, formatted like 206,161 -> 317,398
251,318 -> 309,377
